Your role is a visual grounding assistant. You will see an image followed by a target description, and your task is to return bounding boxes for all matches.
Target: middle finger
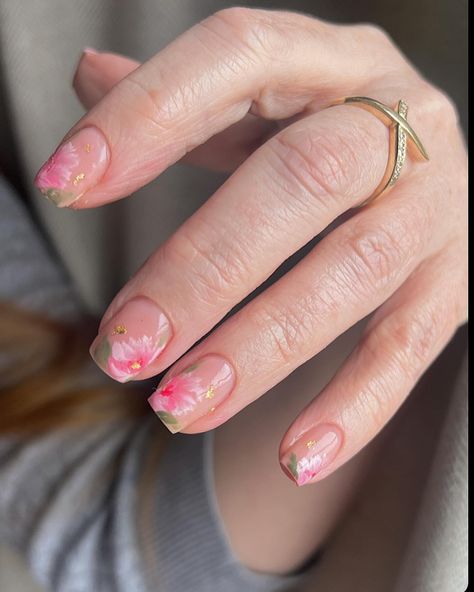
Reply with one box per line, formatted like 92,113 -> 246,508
90,104 -> 388,382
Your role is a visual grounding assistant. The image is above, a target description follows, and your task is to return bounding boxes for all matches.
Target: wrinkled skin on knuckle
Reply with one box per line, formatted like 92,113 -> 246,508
343,315 -> 431,430
368,300 -> 451,385
162,228 -> 250,309
207,8 -> 327,118
119,76 -> 180,136
251,299 -> 314,367
270,123 -> 366,209
205,7 -> 279,66
340,216 -> 420,295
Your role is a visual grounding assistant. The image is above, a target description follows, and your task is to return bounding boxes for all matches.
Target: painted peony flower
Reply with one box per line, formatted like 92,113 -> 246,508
151,372 -> 202,416
295,454 -> 323,486
35,142 -> 79,191
107,335 -> 160,382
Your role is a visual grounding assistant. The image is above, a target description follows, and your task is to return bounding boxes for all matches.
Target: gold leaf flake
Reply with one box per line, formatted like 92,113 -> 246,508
306,440 -> 317,449
205,385 -> 215,399
112,325 -> 127,335
73,173 -> 85,185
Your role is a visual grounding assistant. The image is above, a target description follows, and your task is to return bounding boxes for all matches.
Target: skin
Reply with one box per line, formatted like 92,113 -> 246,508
43,8 -> 467,573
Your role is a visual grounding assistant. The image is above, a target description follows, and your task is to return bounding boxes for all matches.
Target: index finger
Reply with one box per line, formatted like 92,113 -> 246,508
34,8 -> 402,208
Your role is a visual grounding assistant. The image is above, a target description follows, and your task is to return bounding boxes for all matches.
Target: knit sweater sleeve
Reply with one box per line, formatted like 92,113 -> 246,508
0,178 -> 302,592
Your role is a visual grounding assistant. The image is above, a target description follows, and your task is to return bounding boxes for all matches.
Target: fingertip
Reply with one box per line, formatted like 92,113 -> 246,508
83,47 -> 100,56
72,47 -> 101,87
279,424 -> 344,487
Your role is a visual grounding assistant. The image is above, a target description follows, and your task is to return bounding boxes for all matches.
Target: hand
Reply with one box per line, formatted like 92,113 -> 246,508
36,8 -> 467,486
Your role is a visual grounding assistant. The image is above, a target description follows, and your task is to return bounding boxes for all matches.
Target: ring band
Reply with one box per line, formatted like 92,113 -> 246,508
329,96 -> 429,207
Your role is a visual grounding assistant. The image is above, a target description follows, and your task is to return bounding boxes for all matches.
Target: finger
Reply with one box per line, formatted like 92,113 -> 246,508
279,247 -> 466,485
73,49 -> 139,107
146,176 -> 444,434
34,8 -> 407,207
73,49 -> 277,173
90,103 -> 389,384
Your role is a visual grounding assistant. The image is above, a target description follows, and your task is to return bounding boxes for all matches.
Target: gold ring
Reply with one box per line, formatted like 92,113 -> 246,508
329,96 -> 429,207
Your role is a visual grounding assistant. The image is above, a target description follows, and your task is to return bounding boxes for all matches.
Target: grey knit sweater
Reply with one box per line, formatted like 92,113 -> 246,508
0,176 -> 301,592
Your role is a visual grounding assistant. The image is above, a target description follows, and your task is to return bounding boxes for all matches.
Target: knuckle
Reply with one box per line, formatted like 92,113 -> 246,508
346,229 -> 401,289
351,22 -> 402,59
208,7 -> 278,58
120,76 -> 178,136
252,300 -> 312,366
350,305 -> 445,428
212,6 -> 258,28
163,228 -> 250,307
420,83 -> 459,127
356,22 -> 390,44
270,126 -> 362,207
342,218 -> 416,291
369,304 -> 445,380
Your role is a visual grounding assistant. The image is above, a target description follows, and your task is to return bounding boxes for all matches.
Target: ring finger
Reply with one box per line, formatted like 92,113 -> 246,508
146,169 -> 440,433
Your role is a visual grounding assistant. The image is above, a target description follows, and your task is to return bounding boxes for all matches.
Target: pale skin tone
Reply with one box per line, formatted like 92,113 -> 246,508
46,8 -> 467,574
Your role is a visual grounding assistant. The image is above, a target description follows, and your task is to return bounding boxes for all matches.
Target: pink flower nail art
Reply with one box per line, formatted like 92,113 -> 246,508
90,297 -> 172,383
148,355 -> 235,433
35,142 -> 80,191
107,336 -> 164,382
34,127 -> 109,207
151,372 -> 202,415
281,425 -> 343,487
286,453 -> 324,486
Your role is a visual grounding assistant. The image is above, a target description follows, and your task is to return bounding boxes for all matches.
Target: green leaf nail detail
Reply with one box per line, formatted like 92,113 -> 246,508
93,337 -> 111,368
42,188 -> 76,206
288,453 -> 299,480
183,362 -> 200,374
156,410 -> 179,427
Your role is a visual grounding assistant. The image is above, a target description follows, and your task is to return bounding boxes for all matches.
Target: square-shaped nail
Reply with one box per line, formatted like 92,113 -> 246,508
148,355 -> 235,433
90,296 -> 172,382
35,126 -> 109,207
280,425 -> 343,486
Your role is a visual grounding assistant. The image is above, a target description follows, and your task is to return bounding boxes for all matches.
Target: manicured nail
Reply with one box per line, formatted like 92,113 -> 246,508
34,126 -> 109,207
280,424 -> 343,486
90,297 -> 172,383
148,355 -> 235,433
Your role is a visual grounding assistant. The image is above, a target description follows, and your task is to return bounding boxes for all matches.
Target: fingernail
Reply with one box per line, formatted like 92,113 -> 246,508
280,424 -> 343,486
83,47 -> 99,56
72,49 -> 108,107
34,126 -> 110,207
90,297 -> 172,383
148,355 -> 235,433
